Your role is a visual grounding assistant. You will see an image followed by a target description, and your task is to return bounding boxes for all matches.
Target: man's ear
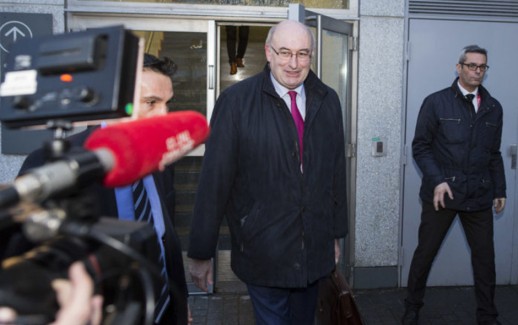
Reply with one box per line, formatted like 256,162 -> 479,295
265,44 -> 272,63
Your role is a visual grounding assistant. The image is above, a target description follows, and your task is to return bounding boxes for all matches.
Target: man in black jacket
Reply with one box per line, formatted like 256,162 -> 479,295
5,54 -> 189,325
403,45 -> 506,325
188,20 -> 347,325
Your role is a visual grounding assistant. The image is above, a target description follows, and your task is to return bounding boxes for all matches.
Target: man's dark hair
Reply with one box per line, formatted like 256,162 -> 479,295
458,45 -> 487,64
143,53 -> 177,81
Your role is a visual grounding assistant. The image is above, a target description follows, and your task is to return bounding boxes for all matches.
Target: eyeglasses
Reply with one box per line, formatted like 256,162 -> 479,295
461,63 -> 489,72
270,46 -> 311,62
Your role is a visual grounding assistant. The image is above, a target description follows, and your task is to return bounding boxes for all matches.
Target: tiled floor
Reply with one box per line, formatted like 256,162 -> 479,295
188,285 -> 518,324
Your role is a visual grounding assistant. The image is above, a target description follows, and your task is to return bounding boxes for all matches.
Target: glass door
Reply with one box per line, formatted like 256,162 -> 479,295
288,3 -> 356,277
67,14 -> 215,293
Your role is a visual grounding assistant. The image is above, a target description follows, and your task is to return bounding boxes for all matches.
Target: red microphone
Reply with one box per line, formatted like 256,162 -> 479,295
85,111 -> 210,187
0,111 -> 209,209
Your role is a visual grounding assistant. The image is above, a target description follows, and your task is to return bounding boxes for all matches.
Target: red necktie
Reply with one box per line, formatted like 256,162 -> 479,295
288,91 -> 304,165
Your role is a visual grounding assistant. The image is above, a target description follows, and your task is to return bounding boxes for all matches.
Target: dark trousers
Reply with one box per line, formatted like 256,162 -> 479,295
226,26 -> 249,64
405,202 -> 497,322
247,281 -> 319,325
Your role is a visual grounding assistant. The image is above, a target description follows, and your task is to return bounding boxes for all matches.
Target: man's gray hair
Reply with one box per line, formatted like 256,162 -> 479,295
458,45 -> 487,64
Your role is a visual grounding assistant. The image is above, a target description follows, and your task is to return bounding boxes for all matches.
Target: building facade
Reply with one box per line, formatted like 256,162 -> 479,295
1,0 -> 518,290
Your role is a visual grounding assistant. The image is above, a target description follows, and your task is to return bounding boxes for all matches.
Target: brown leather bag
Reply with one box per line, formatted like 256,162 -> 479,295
315,269 -> 364,325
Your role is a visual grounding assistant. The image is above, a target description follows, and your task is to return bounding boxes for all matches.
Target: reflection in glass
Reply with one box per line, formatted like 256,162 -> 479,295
134,30 -> 207,116
79,0 -> 349,9
133,29 -> 208,293
219,25 -> 269,92
322,29 -> 348,112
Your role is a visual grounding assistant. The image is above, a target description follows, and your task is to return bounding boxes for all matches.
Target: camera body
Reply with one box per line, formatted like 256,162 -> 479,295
0,25 -> 141,128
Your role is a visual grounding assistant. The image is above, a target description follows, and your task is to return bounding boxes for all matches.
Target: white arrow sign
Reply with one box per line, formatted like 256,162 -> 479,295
5,26 -> 26,42
0,20 -> 33,53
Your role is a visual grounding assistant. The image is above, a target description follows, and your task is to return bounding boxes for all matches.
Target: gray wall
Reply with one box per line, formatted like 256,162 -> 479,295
353,0 -> 405,287
0,0 -> 65,184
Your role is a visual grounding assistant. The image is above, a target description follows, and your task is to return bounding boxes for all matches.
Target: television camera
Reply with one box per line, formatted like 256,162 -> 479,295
0,26 -> 164,325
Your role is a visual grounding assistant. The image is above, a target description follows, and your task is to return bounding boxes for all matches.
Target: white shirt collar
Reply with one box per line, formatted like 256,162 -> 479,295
457,81 -> 478,97
270,73 -> 304,98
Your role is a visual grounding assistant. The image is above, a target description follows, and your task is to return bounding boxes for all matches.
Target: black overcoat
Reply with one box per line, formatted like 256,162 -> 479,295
188,65 -> 348,287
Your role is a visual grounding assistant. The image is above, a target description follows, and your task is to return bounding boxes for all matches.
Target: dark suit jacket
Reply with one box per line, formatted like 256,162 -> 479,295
3,127 -> 188,325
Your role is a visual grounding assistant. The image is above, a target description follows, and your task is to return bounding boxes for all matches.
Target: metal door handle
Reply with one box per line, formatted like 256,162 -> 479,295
510,144 -> 517,169
208,65 -> 214,90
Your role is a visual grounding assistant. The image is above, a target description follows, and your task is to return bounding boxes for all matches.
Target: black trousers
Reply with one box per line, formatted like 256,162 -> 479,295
405,202 -> 497,322
226,26 -> 249,64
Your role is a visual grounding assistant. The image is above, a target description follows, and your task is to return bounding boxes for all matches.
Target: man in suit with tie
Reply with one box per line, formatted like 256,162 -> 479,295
188,20 -> 348,324
403,45 -> 506,325
9,53 -> 189,325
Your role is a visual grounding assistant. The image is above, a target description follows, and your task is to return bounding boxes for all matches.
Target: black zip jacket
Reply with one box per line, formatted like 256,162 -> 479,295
412,78 -> 506,211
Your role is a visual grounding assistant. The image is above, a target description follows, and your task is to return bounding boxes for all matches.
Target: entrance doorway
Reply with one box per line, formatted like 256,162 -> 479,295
67,8 -> 357,292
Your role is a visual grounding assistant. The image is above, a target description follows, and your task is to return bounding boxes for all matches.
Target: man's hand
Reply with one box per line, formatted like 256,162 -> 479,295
0,307 -> 16,323
51,262 -> 103,325
189,258 -> 213,292
433,182 -> 453,211
493,197 -> 506,213
188,304 -> 193,325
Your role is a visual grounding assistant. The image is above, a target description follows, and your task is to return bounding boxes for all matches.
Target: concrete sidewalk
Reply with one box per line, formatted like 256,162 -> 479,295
188,285 -> 518,324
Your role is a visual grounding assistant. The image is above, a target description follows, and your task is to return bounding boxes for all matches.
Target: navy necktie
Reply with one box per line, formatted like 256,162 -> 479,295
132,180 -> 170,320
466,93 -> 476,114
132,180 -> 153,223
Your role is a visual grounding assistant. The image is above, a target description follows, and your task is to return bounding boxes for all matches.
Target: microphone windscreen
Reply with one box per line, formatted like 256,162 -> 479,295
84,111 -> 209,187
